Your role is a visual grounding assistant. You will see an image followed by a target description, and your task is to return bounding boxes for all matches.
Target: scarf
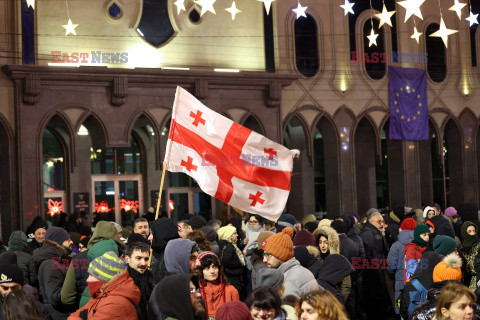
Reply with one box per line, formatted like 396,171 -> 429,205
200,280 -> 226,316
127,266 -> 155,320
231,242 -> 246,266
461,221 -> 478,249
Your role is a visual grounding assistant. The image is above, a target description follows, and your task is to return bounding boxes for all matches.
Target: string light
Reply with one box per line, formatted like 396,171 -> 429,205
62,0 -> 78,36
26,0 -> 35,9
448,0 -> 466,20
430,17 -> 458,48
292,3 -> 308,19
374,4 -> 395,28
367,28 -> 379,47
398,0 -> 425,22
411,26 -> 423,43
225,1 -> 241,20
195,0 -> 216,16
258,0 -> 275,15
466,0 -> 479,27
174,0 -> 186,14
340,0 -> 355,16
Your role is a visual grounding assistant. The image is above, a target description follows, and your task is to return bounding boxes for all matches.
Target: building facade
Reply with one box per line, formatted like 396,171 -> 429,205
0,0 -> 480,239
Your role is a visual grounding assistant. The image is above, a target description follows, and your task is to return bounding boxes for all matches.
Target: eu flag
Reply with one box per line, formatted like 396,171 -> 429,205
389,66 -> 428,140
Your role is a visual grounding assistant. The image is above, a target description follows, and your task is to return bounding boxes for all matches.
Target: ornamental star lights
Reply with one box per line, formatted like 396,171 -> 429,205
374,4 -> 396,28
225,1 -> 241,20
26,0 -> 35,9
367,28 -> 379,47
398,0 -> 425,23
195,0 -> 216,16
411,26 -> 423,43
340,0 -> 355,15
448,0 -> 466,20
174,0 -> 186,14
466,11 -> 479,27
62,19 -> 78,36
430,17 -> 458,48
258,0 -> 275,15
292,3 -> 307,19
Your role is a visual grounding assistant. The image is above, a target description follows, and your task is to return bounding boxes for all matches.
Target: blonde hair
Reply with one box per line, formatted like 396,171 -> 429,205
296,290 -> 349,320
434,283 -> 476,320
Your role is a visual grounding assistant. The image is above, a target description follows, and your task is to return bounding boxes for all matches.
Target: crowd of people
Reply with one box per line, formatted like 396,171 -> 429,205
0,204 -> 479,320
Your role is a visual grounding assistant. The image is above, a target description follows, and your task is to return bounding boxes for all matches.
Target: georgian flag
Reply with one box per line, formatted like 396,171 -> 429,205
164,87 -> 299,222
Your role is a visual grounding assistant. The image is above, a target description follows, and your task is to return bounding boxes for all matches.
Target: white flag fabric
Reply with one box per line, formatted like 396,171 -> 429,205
164,86 -> 299,222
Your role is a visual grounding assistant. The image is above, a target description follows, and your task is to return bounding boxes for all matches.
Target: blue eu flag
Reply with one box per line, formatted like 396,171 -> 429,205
389,66 -> 428,140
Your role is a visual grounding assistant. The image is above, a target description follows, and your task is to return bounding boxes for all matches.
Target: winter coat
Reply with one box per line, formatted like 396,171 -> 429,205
150,218 -> 179,260
26,238 -> 43,255
338,234 -> 359,262
399,251 -> 443,320
67,271 -> 140,320
278,257 -> 319,298
429,215 -> 456,239
405,241 -> 428,283
305,246 -> 323,278
388,230 -> 414,291
250,248 -> 267,289
316,254 -> 354,305
200,280 -> 239,317
33,240 -> 73,320
313,225 -> 340,257
467,239 -> 480,291
7,231 -> 37,286
244,224 -> 265,270
385,211 -> 401,247
218,239 -> 244,293
60,221 -> 126,307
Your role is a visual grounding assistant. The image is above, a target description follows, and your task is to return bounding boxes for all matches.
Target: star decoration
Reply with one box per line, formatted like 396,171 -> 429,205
430,17 -> 458,48
340,0 -> 355,16
292,3 -> 307,19
174,0 -> 186,14
374,4 -> 395,28
466,11 -> 479,27
258,0 -> 275,15
26,0 -> 35,9
411,26 -> 423,43
448,0 -> 466,20
195,0 -> 216,16
367,28 -> 379,47
62,19 -> 78,36
225,1 -> 241,20
398,0 -> 425,23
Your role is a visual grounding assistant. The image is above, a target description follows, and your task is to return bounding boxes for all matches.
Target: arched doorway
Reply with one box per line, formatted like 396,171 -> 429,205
0,118 -> 14,240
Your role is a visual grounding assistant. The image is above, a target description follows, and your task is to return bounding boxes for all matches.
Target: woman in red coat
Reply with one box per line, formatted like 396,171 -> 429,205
404,224 -> 430,283
198,251 -> 240,319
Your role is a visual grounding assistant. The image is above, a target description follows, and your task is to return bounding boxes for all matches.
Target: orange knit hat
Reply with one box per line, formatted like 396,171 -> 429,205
263,227 -> 294,262
433,253 -> 462,282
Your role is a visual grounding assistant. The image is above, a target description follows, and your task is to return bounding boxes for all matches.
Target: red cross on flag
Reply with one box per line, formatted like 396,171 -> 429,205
164,87 -> 299,222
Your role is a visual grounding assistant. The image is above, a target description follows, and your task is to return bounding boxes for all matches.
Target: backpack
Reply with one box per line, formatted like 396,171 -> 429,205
407,279 -> 428,316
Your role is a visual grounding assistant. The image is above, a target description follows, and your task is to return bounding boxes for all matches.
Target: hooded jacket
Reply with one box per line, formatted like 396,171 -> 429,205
316,254 -> 354,304
164,238 -> 196,274
67,271 -> 140,320
387,230 -> 414,294
8,231 -> 37,286
148,274 -> 200,320
244,223 -> 265,270
61,221 -> 125,307
313,225 -> 339,260
278,257 -> 319,298
33,240 -> 73,320
200,280 -> 239,317
404,241 -> 428,283
345,221 -> 366,259
151,218 -> 179,258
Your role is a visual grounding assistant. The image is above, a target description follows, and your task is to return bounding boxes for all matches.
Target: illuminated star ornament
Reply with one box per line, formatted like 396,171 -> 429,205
367,28 -> 379,47
340,0 -> 355,15
411,26 -> 423,43
448,0 -> 466,20
292,3 -> 307,19
258,0 -> 275,15
26,0 -> 35,9
466,11 -> 479,27
174,0 -> 186,14
430,17 -> 458,48
398,0 -> 425,22
195,0 -> 216,16
62,18 -> 78,36
374,4 -> 396,27
225,1 -> 241,20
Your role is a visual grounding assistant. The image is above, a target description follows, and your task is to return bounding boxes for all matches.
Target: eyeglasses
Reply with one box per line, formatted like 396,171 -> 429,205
263,252 -> 273,259
249,220 -> 259,225
190,287 -> 201,294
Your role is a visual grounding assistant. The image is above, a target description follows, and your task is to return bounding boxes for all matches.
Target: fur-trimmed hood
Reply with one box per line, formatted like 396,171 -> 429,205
306,245 -> 320,259
443,253 -> 462,269
32,239 -> 70,267
313,226 -> 340,254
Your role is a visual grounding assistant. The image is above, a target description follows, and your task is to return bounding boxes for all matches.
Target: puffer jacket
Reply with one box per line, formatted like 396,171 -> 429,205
278,257 -> 319,298
244,223 -> 265,270
67,271 -> 140,320
316,254 -> 354,305
405,241 -> 428,283
8,231 -> 37,286
200,280 -> 239,317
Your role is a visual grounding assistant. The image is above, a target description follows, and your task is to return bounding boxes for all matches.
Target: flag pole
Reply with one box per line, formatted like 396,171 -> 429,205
149,161 -> 167,268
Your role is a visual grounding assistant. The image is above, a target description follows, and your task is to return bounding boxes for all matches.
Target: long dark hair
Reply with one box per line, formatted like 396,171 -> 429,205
198,254 -> 228,284
246,286 -> 285,317
2,290 -> 44,320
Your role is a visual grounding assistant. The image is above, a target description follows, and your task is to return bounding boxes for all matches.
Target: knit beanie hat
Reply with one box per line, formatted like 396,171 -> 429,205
444,207 -> 459,218
433,253 -> 462,282
254,267 -> 284,291
200,226 -> 217,242
425,220 -> 435,233
257,231 -> 275,249
0,251 -> 17,266
218,226 -> 237,241
343,215 -> 354,232
278,214 -> 296,227
401,218 -> 418,231
330,220 -> 346,234
318,219 -> 332,227
304,222 -> 318,233
216,301 -> 253,320
413,224 -> 430,247
461,221 -> 478,249
198,251 -> 217,262
263,227 -> 294,262
433,235 -> 458,256
0,264 -> 24,285
127,232 -> 150,245
88,251 -> 125,281
45,227 -> 70,246
188,215 -> 207,230
423,206 -> 436,218
301,214 -> 317,226
293,246 -> 310,268
293,230 -> 316,247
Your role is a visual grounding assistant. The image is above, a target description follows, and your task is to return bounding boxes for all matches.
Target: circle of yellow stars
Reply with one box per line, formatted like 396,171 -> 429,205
394,85 -> 423,123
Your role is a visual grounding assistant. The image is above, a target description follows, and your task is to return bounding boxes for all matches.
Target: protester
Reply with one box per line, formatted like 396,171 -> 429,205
218,225 -> 245,295
133,218 -> 150,239
163,238 -> 199,278
189,215 -> 208,230
187,230 -> 213,253
433,283 -> 477,320
404,224 -> 430,282
250,231 -> 274,289
424,206 -> 436,220
295,290 -> 349,320
246,286 -> 287,320
178,220 -> 193,239
65,212 -> 92,237
7,231 -> 37,286
201,226 -> 220,256
315,254 -> 353,304
216,301 -> 253,320
197,251 -> 239,317
244,214 -> 266,265
2,289 -> 44,320
26,217 -> 48,254
313,225 -> 339,261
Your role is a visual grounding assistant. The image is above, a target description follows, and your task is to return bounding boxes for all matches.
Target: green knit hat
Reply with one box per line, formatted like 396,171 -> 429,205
414,224 -> 430,247
88,251 -> 125,281
87,239 -> 119,263
461,221 -> 478,249
433,235 -> 457,256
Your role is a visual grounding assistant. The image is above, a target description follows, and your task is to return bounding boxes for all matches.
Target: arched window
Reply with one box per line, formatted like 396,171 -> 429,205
443,120 -> 464,207
243,115 -> 264,135
431,126 -> 445,207
376,126 -> 389,209
363,18 -> 386,80
355,118 -> 377,213
136,0 -> 175,47
426,23 -> 447,82
313,126 -> 326,211
295,14 -> 319,77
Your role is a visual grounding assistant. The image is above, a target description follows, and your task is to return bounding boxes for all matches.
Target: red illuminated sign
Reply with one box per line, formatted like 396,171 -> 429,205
95,201 -> 111,213
120,199 -> 139,213
47,199 -> 63,217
